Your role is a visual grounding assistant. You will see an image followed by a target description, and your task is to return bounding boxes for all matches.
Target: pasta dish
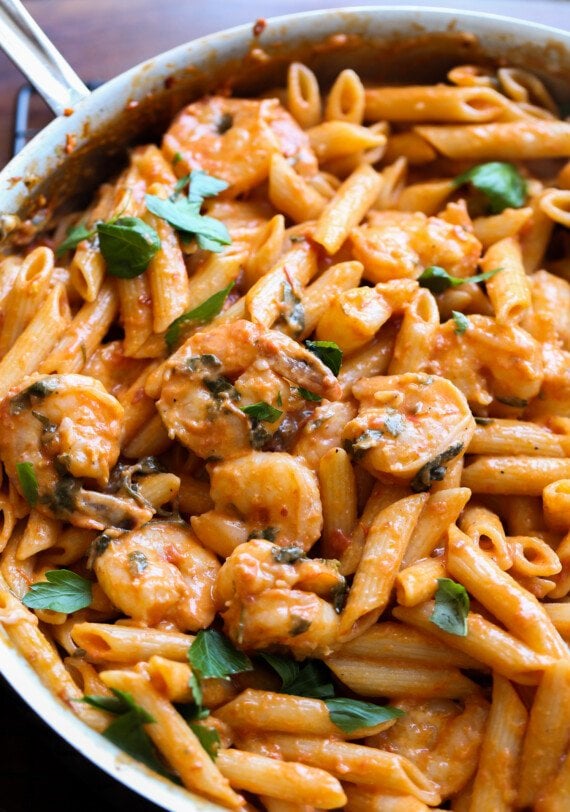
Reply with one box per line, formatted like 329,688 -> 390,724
1,54 -> 570,811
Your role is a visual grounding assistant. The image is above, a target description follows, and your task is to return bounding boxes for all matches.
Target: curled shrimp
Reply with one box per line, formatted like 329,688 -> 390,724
342,373 -> 475,487
163,97 -> 317,197
350,209 -> 482,282
0,374 -> 153,531
426,314 -> 544,409
92,520 -> 220,630
216,539 -> 345,657
191,450 -> 323,554
157,320 -> 342,462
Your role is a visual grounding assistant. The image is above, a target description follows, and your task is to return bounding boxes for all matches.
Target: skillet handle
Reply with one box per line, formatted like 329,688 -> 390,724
0,0 -> 90,115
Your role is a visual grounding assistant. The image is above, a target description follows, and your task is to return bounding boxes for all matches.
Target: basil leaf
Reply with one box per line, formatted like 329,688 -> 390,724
454,161 -> 527,213
305,340 -> 343,376
241,401 -> 283,423
295,387 -> 321,402
418,265 -> 501,295
324,698 -> 405,733
97,216 -> 161,279
247,527 -> 278,541
145,194 -> 231,253
430,578 -> 470,636
82,694 -> 129,714
165,281 -> 235,351
259,653 -> 335,699
188,629 -> 252,680
104,710 -> 172,779
189,723 -> 220,761
55,223 -> 96,257
22,569 -> 92,613
188,670 -> 203,709
189,169 -> 229,203
410,442 -> 464,493
451,311 -> 469,334
16,461 -> 38,506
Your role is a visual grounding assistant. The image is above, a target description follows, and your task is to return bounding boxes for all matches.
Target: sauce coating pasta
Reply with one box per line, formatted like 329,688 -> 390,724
1,55 -> 570,811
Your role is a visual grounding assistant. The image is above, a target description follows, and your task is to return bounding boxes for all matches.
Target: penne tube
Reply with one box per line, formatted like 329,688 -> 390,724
338,493 -> 427,638
472,206 -> 533,248
325,655 -> 478,699
508,535 -> 562,578
343,785 -> 431,812
535,752 -> 570,812
145,209 -> 191,333
147,655 -> 237,707
462,456 -> 570,496
269,154 -> 327,223
395,556 -> 446,606
480,236 -> 531,324
118,273 -> 154,357
243,214 -> 285,288
177,474 -> 215,515
364,85 -> 516,123
71,622 -> 195,663
300,260 -> 363,339
388,288 -> 439,374
401,487 -> 471,567
0,283 -> 70,402
216,748 -> 346,809
38,279 -> 119,374
415,120 -> 570,160
469,674 -> 528,811
446,525 -> 567,657
543,480 -> 570,532
325,69 -> 365,124
382,132 -> 437,166
136,472 -> 180,510
313,164 -> 383,254
252,733 -> 441,806
16,510 -> 61,561
517,660 -> 570,808
539,187 -> 570,228
318,447 -> 358,560
467,418 -> 569,457
287,62 -> 322,129
308,121 -> 385,163
100,669 -> 243,808
396,179 -> 455,215
122,412 -> 171,459
214,689 -> 395,740
337,325 -> 396,399
393,602 -> 556,684
459,502 -> 512,569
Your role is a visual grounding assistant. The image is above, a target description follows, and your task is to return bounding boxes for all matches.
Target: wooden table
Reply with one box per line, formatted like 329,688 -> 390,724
0,1 -> 568,810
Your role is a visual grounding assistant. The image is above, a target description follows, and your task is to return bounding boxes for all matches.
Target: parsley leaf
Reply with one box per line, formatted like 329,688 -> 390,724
92,689 -> 173,779
305,340 -> 343,377
16,461 -> 38,506
430,578 -> 470,636
410,442 -> 464,493
188,629 -> 252,680
145,195 -> 231,253
451,311 -> 469,334
259,653 -> 335,699
418,265 -> 501,295
188,723 -> 220,761
324,698 -> 404,733
241,401 -> 283,423
55,223 -> 95,257
453,161 -> 527,213
97,217 -> 161,278
165,281 -> 234,351
188,169 -> 229,203
22,569 -> 92,613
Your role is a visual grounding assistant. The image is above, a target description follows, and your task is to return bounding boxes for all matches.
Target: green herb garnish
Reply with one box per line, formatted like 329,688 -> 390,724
97,217 -> 161,278
418,265 -> 501,295
324,698 -> 404,733
295,387 -> 321,402
188,629 -> 252,681
272,546 -> 305,564
259,653 -> 335,699
496,396 -> 529,408
305,340 -> 343,376
22,569 -> 92,613
430,578 -> 470,636
241,402 -> 283,423
453,161 -> 527,213
451,311 -> 469,334
410,442 -> 464,493
344,429 -> 384,460
188,723 -> 220,761
165,281 -> 234,351
16,461 -> 38,506
55,223 -> 95,257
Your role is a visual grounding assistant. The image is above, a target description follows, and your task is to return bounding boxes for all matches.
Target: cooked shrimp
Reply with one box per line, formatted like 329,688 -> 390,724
216,539 -> 345,657
0,374 -> 152,531
350,209 -> 482,282
93,520 -> 220,631
293,400 -> 358,470
157,320 -> 341,462
426,314 -> 544,409
342,373 -> 475,487
191,451 -> 323,554
163,97 -> 317,197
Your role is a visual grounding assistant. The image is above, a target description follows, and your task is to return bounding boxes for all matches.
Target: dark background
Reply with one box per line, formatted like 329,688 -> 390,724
0,1 -> 568,810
